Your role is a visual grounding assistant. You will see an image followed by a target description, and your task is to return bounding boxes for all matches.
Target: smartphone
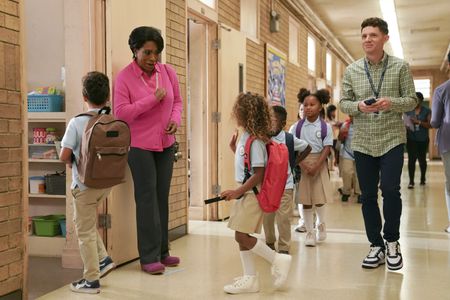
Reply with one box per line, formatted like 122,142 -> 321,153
364,97 -> 377,105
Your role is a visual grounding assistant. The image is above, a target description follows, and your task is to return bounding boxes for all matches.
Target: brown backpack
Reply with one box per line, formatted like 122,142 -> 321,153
76,107 -> 131,188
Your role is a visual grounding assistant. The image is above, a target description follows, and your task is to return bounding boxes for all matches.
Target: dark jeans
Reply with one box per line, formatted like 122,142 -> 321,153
407,139 -> 428,184
128,145 -> 174,264
354,144 -> 404,247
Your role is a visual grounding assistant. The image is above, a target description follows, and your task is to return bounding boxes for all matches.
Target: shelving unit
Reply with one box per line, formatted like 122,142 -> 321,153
28,112 -> 67,257
28,236 -> 66,257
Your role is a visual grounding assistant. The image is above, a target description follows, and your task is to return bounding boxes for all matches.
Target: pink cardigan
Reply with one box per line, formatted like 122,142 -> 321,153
113,61 -> 183,151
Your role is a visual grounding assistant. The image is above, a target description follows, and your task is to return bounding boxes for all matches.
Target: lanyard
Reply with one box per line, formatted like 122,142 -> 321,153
364,55 -> 389,98
140,72 -> 159,89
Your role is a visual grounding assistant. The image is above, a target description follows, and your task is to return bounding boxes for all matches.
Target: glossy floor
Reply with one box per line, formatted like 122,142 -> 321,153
36,163 -> 450,299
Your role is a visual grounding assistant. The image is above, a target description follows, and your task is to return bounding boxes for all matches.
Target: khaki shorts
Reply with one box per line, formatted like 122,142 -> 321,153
227,192 -> 264,234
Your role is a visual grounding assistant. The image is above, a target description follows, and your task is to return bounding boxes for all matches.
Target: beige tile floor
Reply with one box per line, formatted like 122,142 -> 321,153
36,163 -> 450,300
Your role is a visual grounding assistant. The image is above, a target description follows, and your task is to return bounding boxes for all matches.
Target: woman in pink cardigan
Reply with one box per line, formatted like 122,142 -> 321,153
113,26 -> 183,275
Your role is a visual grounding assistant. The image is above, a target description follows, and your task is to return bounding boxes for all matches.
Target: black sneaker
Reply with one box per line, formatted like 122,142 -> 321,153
362,246 -> 385,269
278,250 -> 289,255
341,194 -> 350,202
385,241 -> 403,271
408,183 -> 414,189
99,256 -> 116,278
70,279 -> 100,294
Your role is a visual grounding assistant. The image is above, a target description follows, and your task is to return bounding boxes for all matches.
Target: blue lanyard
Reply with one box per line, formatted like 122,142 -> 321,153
364,55 -> 389,98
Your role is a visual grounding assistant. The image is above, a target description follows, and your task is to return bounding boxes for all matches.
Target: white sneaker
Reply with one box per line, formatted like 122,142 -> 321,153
223,274 -> 259,294
271,253 -> 292,289
385,241 -> 403,271
305,231 -> 316,247
316,223 -> 327,241
295,219 -> 306,233
445,226 -> 450,233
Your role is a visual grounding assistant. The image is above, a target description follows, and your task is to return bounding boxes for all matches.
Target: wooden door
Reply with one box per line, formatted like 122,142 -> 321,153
217,26 -> 246,220
104,0 -> 166,265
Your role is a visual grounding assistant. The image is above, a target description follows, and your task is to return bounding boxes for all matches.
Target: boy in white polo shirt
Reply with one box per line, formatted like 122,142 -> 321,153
264,106 -> 311,254
60,72 -> 116,294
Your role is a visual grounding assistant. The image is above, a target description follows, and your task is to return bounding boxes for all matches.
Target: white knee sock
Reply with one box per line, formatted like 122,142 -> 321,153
315,205 -> 325,225
250,239 -> 276,263
240,250 -> 256,276
298,204 -> 304,219
303,208 -> 314,232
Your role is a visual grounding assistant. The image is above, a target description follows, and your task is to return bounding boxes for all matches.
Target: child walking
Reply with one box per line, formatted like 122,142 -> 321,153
338,116 -> 361,203
263,105 -> 310,254
293,88 -> 333,247
221,93 -> 292,294
60,72 -> 116,294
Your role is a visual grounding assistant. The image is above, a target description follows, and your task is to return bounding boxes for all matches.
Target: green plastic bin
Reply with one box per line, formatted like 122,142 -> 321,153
32,215 -> 65,236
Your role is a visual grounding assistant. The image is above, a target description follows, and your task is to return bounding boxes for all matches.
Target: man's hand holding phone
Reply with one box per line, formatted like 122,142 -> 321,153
358,97 -> 379,113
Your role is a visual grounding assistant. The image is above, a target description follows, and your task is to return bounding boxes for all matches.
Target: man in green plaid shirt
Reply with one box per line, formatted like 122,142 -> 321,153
340,17 -> 417,271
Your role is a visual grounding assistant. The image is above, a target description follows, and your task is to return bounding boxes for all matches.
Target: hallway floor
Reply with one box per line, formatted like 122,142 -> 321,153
36,162 -> 450,299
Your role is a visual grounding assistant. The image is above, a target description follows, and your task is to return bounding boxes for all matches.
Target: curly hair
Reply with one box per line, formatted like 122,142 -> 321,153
82,71 -> 110,106
297,88 -> 330,105
232,92 -> 271,142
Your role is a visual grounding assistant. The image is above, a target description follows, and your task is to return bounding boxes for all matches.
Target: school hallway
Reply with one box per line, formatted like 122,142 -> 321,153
35,162 -> 450,300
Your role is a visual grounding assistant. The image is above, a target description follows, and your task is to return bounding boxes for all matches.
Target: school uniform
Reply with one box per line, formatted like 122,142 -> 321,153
228,131 -> 267,234
263,131 -> 308,251
339,122 -> 361,196
292,118 -> 333,205
61,109 -> 111,281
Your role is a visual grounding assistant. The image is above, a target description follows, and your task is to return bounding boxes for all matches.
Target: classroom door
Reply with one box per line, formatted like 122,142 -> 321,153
104,0 -> 166,265
217,26 -> 246,220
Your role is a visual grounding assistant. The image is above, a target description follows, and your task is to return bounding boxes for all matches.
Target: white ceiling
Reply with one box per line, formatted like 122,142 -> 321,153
303,0 -> 450,69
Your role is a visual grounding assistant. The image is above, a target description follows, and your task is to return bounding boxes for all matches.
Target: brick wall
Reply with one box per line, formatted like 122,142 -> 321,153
218,0 -> 311,128
0,0 -> 24,297
166,0 -> 188,230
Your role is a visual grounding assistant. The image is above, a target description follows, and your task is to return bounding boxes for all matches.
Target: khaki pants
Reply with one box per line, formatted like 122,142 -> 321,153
263,190 -> 293,252
339,157 -> 360,195
72,187 -> 111,281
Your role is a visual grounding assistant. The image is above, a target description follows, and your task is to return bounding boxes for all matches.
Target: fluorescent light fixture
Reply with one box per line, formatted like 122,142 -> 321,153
379,0 -> 404,59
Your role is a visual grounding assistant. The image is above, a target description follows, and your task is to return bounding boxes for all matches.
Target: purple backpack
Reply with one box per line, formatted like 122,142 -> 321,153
295,118 -> 327,141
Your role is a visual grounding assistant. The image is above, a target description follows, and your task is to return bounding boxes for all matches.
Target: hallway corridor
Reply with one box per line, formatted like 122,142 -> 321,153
37,162 -> 450,300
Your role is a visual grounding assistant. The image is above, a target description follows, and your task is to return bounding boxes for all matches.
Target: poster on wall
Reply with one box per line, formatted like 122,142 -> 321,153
266,44 -> 286,107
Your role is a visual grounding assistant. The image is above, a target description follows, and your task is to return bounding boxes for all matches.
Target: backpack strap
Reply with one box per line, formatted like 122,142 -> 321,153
284,132 -> 295,171
320,118 -> 327,141
296,118 -> 327,141
75,111 -> 97,118
295,119 -> 305,138
75,106 -> 111,118
243,136 -> 259,195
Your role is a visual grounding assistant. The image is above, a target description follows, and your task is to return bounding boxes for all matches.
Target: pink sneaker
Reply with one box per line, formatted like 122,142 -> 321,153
141,262 -> 165,274
161,256 -> 180,267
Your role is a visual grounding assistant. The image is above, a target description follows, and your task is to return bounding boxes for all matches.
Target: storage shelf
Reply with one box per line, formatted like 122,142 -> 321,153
29,159 -> 62,163
28,235 -> 65,257
28,144 -> 57,147
29,193 -> 66,199
28,112 -> 66,122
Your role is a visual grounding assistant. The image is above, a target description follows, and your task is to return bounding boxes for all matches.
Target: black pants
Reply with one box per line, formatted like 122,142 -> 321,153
354,144 -> 404,247
407,139 -> 428,184
128,146 -> 174,264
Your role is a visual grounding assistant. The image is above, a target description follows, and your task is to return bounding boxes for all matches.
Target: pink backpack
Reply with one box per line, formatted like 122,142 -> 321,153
244,137 -> 289,213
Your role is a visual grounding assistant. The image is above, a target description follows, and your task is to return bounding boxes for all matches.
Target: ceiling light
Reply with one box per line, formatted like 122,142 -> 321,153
379,0 -> 404,59
410,27 -> 440,34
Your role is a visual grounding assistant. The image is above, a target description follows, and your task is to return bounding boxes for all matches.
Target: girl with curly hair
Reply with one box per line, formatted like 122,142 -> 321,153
290,88 -> 333,247
221,92 -> 292,294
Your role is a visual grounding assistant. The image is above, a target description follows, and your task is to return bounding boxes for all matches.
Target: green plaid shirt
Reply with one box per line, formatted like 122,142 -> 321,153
340,53 -> 417,157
